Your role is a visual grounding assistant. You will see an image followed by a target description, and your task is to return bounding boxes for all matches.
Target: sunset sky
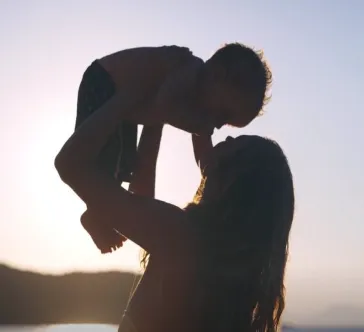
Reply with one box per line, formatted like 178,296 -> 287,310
0,0 -> 363,323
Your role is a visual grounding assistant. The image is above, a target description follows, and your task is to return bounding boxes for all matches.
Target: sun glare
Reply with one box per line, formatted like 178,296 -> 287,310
20,104 -> 142,272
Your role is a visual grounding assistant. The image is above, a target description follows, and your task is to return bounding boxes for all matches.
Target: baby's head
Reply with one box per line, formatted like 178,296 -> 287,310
200,43 -> 272,129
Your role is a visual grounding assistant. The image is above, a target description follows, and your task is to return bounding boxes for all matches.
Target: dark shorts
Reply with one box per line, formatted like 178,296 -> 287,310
76,60 -> 137,183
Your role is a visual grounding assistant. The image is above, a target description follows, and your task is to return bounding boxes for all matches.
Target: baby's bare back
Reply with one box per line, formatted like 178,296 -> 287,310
98,46 -> 209,133
99,46 -> 193,100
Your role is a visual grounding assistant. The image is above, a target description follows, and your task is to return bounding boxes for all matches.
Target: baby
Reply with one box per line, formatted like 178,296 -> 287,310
75,43 -> 272,252
75,43 -> 272,183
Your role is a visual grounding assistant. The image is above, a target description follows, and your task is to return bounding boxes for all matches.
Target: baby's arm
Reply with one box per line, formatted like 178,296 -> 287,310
129,125 -> 163,198
192,134 -> 213,175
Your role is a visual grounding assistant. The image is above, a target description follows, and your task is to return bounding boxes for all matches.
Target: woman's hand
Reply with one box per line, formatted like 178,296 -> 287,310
55,81 -> 190,258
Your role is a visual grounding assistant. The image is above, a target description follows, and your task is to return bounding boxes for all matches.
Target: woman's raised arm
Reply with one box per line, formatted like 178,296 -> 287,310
55,93 -> 192,257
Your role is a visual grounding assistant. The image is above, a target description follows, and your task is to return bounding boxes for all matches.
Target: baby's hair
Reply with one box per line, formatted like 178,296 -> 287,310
208,43 -> 273,115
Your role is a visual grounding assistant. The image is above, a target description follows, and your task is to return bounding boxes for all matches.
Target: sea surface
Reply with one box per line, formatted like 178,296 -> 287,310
0,326 -> 117,332
1,325 -> 364,332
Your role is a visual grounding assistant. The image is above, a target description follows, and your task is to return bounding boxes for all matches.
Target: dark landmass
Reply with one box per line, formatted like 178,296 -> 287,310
0,264 -> 140,325
312,305 -> 364,327
1,264 -> 364,327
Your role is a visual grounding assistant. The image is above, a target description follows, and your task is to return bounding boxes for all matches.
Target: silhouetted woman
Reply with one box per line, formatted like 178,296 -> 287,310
55,91 -> 294,332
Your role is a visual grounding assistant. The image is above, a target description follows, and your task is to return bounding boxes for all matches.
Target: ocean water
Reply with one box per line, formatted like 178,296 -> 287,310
0,325 -> 118,332
1,326 -> 364,332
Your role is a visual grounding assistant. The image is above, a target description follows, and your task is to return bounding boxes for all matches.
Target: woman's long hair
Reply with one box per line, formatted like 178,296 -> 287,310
142,136 -> 294,332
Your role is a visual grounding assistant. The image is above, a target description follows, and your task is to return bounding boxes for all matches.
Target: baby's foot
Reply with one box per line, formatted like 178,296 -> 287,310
81,211 -> 127,253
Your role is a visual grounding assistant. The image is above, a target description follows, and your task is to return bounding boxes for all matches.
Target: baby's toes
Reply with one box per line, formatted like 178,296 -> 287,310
99,232 -> 124,253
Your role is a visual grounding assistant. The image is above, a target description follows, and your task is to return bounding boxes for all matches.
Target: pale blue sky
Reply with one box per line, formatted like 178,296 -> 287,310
0,0 -> 363,324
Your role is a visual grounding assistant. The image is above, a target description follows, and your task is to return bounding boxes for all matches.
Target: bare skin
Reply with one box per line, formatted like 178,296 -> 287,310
56,88 -> 200,330
81,125 -> 164,253
55,46 -> 265,328
98,46 -> 215,135
100,46 -> 193,93
55,84 -> 260,330
76,46 -> 210,252
55,85 -> 197,251
77,44 -> 258,252
192,134 -> 213,173
96,45 -> 256,135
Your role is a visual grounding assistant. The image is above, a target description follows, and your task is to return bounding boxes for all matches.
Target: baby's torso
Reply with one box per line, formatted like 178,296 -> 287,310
99,46 -> 193,99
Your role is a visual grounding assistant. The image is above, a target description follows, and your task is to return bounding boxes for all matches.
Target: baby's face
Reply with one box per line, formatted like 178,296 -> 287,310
199,66 -> 257,129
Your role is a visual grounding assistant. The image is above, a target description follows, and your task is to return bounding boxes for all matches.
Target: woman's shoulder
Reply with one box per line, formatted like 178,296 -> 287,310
139,205 -> 198,266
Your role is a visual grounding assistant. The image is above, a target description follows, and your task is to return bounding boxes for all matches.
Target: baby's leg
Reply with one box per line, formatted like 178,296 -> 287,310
76,60 -> 137,250
116,122 -> 138,183
76,60 -> 119,177
76,60 -> 138,183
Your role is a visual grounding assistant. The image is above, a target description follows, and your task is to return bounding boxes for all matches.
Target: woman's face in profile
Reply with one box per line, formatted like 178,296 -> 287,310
203,135 -> 251,175
214,135 -> 249,158
201,135 -> 253,200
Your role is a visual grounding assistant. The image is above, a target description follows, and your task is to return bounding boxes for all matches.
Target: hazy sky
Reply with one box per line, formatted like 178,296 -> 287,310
0,0 -> 363,323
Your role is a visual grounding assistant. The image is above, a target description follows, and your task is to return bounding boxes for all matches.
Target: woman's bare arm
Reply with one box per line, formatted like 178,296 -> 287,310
55,93 -> 192,257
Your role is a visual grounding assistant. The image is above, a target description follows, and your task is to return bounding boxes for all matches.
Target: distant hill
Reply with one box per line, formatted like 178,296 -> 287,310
0,264 -> 140,325
312,305 -> 364,327
1,264 -> 364,327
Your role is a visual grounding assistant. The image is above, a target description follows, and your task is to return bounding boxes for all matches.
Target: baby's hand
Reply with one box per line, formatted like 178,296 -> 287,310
192,134 -> 214,175
81,210 -> 127,254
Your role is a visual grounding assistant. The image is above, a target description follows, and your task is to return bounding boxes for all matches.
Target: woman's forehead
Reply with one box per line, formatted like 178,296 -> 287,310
212,135 -> 247,158
213,135 -> 268,158
227,135 -> 254,148
235,135 -> 268,147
